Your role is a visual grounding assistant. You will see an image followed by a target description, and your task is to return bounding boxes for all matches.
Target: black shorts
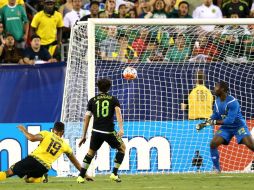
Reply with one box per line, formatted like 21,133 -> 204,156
12,156 -> 48,178
90,131 -> 124,151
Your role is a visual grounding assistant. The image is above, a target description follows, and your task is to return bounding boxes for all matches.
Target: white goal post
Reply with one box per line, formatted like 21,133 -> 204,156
60,18 -> 254,176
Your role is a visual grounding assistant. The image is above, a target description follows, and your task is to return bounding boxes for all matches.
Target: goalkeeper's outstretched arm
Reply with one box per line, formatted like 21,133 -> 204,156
196,104 -> 221,131
196,119 -> 212,131
196,118 -> 223,131
196,98 -> 239,131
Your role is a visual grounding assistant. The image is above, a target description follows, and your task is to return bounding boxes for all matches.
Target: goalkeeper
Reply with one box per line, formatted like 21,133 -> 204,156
196,81 -> 254,172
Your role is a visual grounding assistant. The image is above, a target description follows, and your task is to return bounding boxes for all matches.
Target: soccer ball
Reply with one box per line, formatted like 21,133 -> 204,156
123,66 -> 137,80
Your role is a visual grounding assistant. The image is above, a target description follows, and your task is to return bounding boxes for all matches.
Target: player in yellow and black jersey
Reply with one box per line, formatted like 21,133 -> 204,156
0,122 -> 92,183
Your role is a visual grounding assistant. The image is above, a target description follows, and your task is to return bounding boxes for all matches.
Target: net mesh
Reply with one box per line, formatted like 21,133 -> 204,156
61,21 -> 254,175
60,24 -> 89,174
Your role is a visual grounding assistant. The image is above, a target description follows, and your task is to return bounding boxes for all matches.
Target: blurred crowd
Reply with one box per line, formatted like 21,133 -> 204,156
0,0 -> 254,64
95,24 -> 254,63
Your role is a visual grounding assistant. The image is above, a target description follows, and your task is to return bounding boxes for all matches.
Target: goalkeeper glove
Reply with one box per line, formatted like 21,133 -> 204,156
196,119 -> 217,131
206,118 -> 217,125
196,122 -> 209,131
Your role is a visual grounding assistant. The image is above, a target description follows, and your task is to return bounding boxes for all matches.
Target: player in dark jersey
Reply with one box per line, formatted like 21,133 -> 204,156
77,78 -> 125,183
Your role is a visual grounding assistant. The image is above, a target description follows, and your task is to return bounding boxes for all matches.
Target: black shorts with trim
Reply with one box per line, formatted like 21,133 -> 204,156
12,156 -> 48,178
90,131 -> 123,151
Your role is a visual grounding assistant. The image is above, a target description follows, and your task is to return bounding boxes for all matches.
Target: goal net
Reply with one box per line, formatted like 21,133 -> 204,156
61,19 -> 254,175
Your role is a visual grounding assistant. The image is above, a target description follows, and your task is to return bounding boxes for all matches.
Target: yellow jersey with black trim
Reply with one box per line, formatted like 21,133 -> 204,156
31,11 -> 64,45
188,84 -> 213,120
30,131 -> 72,169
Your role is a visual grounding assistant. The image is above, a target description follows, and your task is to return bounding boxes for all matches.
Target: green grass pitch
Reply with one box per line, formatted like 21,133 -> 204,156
1,174 -> 254,190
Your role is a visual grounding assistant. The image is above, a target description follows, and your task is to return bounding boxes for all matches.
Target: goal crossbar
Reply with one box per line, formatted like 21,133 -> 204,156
83,18 -> 254,26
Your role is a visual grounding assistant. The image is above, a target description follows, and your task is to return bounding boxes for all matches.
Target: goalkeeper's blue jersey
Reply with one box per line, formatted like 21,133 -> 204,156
210,95 -> 246,128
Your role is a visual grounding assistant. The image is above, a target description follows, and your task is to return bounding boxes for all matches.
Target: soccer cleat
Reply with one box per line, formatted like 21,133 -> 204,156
43,173 -> 48,183
210,170 -> 221,174
110,173 -> 121,183
0,172 -> 7,181
210,167 -> 221,174
25,176 -> 44,183
214,169 -> 221,174
77,176 -> 85,183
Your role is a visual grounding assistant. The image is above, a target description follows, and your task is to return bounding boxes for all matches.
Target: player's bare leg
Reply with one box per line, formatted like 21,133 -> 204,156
110,143 -> 126,183
241,136 -> 254,151
77,149 -> 96,183
210,136 -> 225,173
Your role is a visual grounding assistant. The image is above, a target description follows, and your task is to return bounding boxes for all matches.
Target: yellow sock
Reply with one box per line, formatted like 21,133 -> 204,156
0,172 -> 7,181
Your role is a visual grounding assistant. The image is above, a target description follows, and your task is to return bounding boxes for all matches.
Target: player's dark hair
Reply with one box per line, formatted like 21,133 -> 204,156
179,1 -> 189,8
5,33 -> 14,39
54,121 -> 65,132
219,81 -> 229,93
118,4 -> 126,10
90,0 -> 100,7
127,8 -> 137,18
97,78 -> 112,93
30,34 -> 41,41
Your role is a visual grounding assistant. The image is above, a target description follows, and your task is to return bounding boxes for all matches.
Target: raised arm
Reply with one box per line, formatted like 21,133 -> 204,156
17,125 -> 43,142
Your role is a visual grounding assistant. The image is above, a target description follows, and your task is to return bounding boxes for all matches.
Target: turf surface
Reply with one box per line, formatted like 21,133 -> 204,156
0,174 -> 254,190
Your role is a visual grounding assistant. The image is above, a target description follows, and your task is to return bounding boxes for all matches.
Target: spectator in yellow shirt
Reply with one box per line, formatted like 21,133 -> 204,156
31,0 -> 63,57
